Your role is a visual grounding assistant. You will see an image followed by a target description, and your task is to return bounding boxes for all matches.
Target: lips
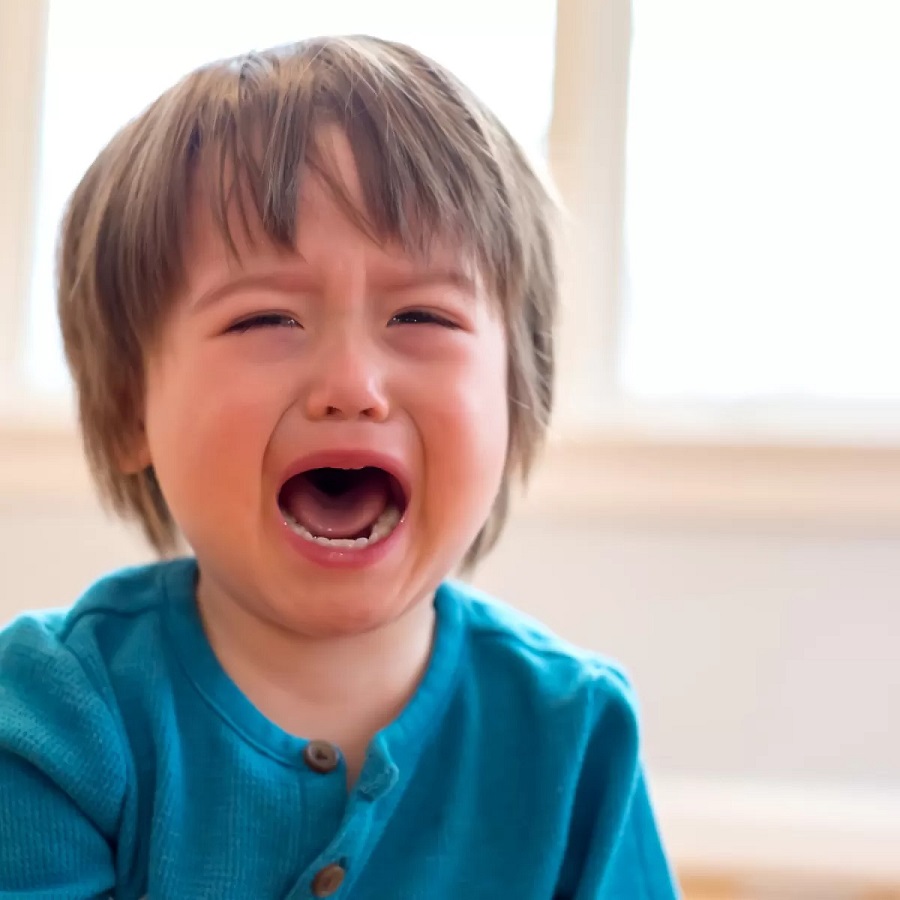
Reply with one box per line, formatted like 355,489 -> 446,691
274,449 -> 411,567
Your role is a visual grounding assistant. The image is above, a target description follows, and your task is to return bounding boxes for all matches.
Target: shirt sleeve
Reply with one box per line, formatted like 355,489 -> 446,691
0,616 -> 126,898
555,666 -> 681,899
579,769 -> 682,900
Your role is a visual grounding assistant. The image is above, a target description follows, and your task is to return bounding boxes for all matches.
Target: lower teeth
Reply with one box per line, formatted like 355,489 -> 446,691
282,504 -> 401,548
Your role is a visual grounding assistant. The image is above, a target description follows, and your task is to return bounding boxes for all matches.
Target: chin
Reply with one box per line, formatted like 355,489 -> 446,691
273,574 -> 422,637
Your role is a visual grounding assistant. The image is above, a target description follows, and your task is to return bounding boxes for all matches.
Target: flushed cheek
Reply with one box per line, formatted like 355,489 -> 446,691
147,369 -> 281,529
431,346 -> 508,448
417,424 -> 506,569
414,373 -> 508,531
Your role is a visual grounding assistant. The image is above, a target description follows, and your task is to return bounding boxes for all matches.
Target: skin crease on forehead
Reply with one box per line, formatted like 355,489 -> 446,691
129,127 -> 511,781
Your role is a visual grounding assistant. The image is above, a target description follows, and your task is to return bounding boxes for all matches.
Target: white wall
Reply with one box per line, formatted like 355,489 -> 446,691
478,512 -> 900,789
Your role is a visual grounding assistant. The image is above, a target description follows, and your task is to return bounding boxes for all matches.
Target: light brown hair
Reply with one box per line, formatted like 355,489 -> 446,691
58,35 -> 558,569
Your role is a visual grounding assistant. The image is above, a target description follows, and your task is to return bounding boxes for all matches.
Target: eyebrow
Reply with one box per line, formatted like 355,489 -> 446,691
189,271 -> 309,313
387,268 -> 477,295
189,265 -> 476,313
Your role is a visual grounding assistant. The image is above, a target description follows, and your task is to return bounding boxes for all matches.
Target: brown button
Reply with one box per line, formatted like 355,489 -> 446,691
304,740 -> 339,774
311,863 -> 345,897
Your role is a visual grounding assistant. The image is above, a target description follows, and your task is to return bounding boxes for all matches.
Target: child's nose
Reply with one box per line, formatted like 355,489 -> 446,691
303,337 -> 390,423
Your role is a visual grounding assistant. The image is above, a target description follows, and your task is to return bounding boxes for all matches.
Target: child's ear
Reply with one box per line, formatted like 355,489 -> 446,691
117,422 -> 152,474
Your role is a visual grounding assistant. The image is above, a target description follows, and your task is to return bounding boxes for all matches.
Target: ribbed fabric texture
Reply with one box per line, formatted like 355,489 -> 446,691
0,559 -> 679,899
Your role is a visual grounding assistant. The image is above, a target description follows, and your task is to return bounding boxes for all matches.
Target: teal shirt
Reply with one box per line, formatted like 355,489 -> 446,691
0,559 -> 679,899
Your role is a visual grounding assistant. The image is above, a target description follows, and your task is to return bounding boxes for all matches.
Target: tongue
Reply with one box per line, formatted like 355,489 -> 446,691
283,470 -> 390,539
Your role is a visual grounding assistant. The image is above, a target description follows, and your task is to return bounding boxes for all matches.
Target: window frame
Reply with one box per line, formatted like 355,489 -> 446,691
0,0 -> 51,424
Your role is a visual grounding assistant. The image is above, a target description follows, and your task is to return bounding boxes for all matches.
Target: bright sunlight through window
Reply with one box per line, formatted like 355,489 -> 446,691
620,0 -> 900,403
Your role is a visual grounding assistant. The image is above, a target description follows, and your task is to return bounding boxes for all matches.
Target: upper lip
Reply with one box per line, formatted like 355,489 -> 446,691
277,449 -> 413,509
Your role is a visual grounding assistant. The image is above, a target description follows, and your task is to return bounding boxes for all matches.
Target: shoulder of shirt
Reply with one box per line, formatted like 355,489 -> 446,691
0,558 -> 186,679
440,579 -> 638,715
0,561 -> 160,825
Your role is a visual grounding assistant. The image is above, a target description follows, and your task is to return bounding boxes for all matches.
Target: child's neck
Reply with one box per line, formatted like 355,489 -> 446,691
195,578 -> 437,787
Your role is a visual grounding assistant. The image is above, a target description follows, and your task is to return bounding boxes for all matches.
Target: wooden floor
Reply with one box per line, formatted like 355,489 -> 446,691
680,872 -> 900,900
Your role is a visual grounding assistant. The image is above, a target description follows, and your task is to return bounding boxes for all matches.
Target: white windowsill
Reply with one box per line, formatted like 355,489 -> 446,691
3,404 -> 900,528
519,428 -> 900,527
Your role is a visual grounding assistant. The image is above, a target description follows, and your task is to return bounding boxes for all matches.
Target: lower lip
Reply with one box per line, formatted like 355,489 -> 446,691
276,507 -> 407,570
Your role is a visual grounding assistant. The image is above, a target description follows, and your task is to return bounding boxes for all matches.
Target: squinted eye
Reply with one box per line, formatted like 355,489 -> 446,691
227,314 -> 300,334
390,310 -> 458,328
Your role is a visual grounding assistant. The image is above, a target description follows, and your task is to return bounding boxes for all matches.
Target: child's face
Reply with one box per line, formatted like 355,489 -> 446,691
135,129 -> 509,637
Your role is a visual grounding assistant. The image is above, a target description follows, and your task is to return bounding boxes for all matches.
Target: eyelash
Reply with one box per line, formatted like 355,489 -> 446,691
390,310 -> 459,329
227,310 -> 459,333
227,314 -> 299,334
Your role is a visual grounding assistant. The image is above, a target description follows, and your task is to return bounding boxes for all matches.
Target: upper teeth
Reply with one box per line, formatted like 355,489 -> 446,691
283,503 -> 402,548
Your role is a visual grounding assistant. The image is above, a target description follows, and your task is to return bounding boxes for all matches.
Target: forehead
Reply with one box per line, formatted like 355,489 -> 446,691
183,126 -> 475,279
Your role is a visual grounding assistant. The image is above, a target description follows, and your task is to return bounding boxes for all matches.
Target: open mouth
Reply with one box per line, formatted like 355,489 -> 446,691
278,466 -> 408,549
